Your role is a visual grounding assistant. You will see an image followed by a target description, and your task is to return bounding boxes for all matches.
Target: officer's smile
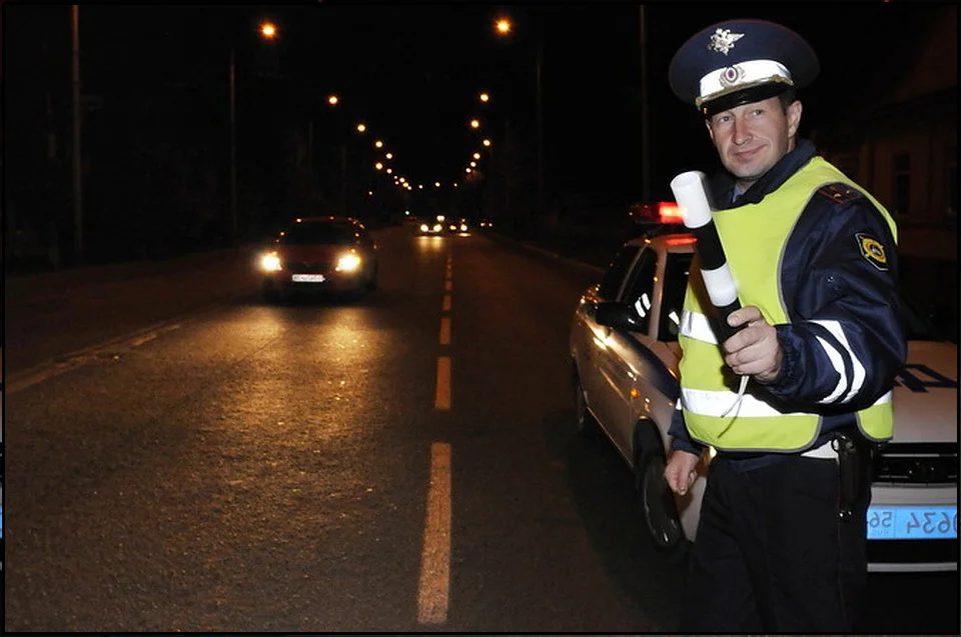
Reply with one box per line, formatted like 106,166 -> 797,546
732,146 -> 763,162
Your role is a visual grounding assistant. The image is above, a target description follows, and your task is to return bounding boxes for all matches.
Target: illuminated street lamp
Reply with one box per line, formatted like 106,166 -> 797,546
328,95 -> 339,106
375,162 -> 384,170
479,92 -> 490,103
473,152 -> 481,160
470,119 -> 480,129
385,152 -> 394,160
375,140 -> 384,148
482,138 -> 491,147
495,14 -> 544,219
356,123 -> 367,133
260,21 -> 278,39
230,19 -> 282,244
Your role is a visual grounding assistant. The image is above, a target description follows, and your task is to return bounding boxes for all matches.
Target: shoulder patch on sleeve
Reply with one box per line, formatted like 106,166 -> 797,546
817,182 -> 863,203
856,232 -> 889,271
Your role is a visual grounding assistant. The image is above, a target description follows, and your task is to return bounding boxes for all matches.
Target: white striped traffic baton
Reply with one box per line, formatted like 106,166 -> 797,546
670,170 -> 745,342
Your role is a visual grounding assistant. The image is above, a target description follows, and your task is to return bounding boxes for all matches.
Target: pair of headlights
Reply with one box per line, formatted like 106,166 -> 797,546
259,251 -> 363,273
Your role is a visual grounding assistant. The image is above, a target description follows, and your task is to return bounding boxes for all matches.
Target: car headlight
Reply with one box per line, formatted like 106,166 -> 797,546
420,223 -> 429,232
335,251 -> 363,272
260,252 -> 282,272
460,224 -> 468,232
433,223 -> 442,232
449,224 -> 457,231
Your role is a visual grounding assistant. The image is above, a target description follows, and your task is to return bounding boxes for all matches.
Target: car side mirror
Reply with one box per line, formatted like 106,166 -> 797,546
595,301 -> 645,331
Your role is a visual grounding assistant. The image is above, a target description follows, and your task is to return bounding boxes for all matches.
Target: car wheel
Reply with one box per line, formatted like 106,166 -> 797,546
636,451 -> 688,558
573,372 -> 599,436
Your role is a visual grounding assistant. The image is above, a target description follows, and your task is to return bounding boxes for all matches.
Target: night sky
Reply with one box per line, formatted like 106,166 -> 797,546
4,3 -> 943,209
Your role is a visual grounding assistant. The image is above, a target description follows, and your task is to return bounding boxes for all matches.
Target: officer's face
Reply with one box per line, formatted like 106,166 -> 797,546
706,96 -> 802,187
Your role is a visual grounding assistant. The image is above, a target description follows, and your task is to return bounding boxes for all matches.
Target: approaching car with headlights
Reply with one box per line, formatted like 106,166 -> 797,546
569,231 -> 958,571
418,214 -> 447,236
448,217 -> 470,234
258,216 -> 378,300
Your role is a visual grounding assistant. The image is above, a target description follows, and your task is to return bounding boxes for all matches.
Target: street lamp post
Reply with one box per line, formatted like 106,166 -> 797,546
229,21 -> 278,245
494,16 -> 545,229
71,4 -> 83,260
639,5 -> 651,202
229,47 -> 237,245
341,145 -> 348,216
535,42 -> 544,221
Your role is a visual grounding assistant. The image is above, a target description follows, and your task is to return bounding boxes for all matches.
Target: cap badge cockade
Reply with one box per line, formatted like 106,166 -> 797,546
707,28 -> 744,55
718,65 -> 743,87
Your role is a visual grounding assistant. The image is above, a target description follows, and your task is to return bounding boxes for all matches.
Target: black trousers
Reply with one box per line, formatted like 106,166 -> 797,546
679,453 -> 869,632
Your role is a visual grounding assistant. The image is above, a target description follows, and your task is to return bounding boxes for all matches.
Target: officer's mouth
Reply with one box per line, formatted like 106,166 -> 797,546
732,147 -> 763,163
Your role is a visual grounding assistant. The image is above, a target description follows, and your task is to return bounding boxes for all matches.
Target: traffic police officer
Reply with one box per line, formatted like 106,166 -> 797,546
662,18 -> 906,632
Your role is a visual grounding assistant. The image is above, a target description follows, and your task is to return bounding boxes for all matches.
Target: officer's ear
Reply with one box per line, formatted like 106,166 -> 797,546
704,117 -> 717,144
786,100 -> 803,140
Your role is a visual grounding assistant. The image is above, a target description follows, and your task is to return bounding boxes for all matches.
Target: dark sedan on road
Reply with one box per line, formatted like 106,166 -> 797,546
258,216 -> 378,301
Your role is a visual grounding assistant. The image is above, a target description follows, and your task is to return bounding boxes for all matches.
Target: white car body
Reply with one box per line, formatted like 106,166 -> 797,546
569,232 -> 958,572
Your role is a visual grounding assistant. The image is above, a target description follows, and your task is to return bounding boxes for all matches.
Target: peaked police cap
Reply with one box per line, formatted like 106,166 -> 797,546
669,19 -> 819,117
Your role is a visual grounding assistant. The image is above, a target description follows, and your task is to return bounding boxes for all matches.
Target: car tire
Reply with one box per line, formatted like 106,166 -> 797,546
573,372 -> 599,437
636,451 -> 688,559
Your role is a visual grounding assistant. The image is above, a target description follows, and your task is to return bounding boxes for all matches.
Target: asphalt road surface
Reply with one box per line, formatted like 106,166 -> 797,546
4,226 -> 958,632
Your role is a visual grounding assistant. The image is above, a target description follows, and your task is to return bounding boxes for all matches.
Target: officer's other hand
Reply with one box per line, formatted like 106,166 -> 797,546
665,449 -> 700,496
722,305 -> 783,383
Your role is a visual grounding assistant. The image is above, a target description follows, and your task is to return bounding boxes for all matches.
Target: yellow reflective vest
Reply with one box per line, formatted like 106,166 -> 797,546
679,157 -> 898,452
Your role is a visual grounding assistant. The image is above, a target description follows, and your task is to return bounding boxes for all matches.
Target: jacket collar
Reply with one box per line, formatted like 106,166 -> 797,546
709,139 -> 818,210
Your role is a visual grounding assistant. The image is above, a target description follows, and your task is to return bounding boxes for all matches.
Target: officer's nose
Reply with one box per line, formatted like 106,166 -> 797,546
732,116 -> 752,145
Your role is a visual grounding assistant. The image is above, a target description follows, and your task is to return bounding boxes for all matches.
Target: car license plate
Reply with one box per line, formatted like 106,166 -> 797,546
291,274 -> 325,283
867,505 -> 958,540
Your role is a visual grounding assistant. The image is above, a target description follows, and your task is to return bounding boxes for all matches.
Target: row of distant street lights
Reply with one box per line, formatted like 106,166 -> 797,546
325,93 -> 464,198
232,14 -> 528,224
323,87 -> 498,195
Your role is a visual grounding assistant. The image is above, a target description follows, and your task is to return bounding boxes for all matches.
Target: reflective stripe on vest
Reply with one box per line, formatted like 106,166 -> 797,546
679,157 -> 897,451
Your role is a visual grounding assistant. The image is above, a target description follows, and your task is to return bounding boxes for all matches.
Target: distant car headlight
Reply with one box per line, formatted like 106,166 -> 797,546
420,223 -> 429,232
335,252 -> 363,272
433,223 -> 442,232
260,252 -> 282,272
459,223 -> 468,232
449,224 -> 457,231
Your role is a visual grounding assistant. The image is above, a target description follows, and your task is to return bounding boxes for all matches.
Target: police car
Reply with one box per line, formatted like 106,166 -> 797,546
569,225 -> 958,571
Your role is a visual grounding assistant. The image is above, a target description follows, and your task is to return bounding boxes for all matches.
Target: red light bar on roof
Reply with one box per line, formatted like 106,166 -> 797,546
658,202 -> 685,225
629,202 -> 686,225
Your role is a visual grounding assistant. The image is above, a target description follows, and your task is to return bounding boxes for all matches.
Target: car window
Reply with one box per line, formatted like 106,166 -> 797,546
598,245 -> 640,300
658,253 -> 694,342
619,249 -> 658,334
280,223 -> 357,245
